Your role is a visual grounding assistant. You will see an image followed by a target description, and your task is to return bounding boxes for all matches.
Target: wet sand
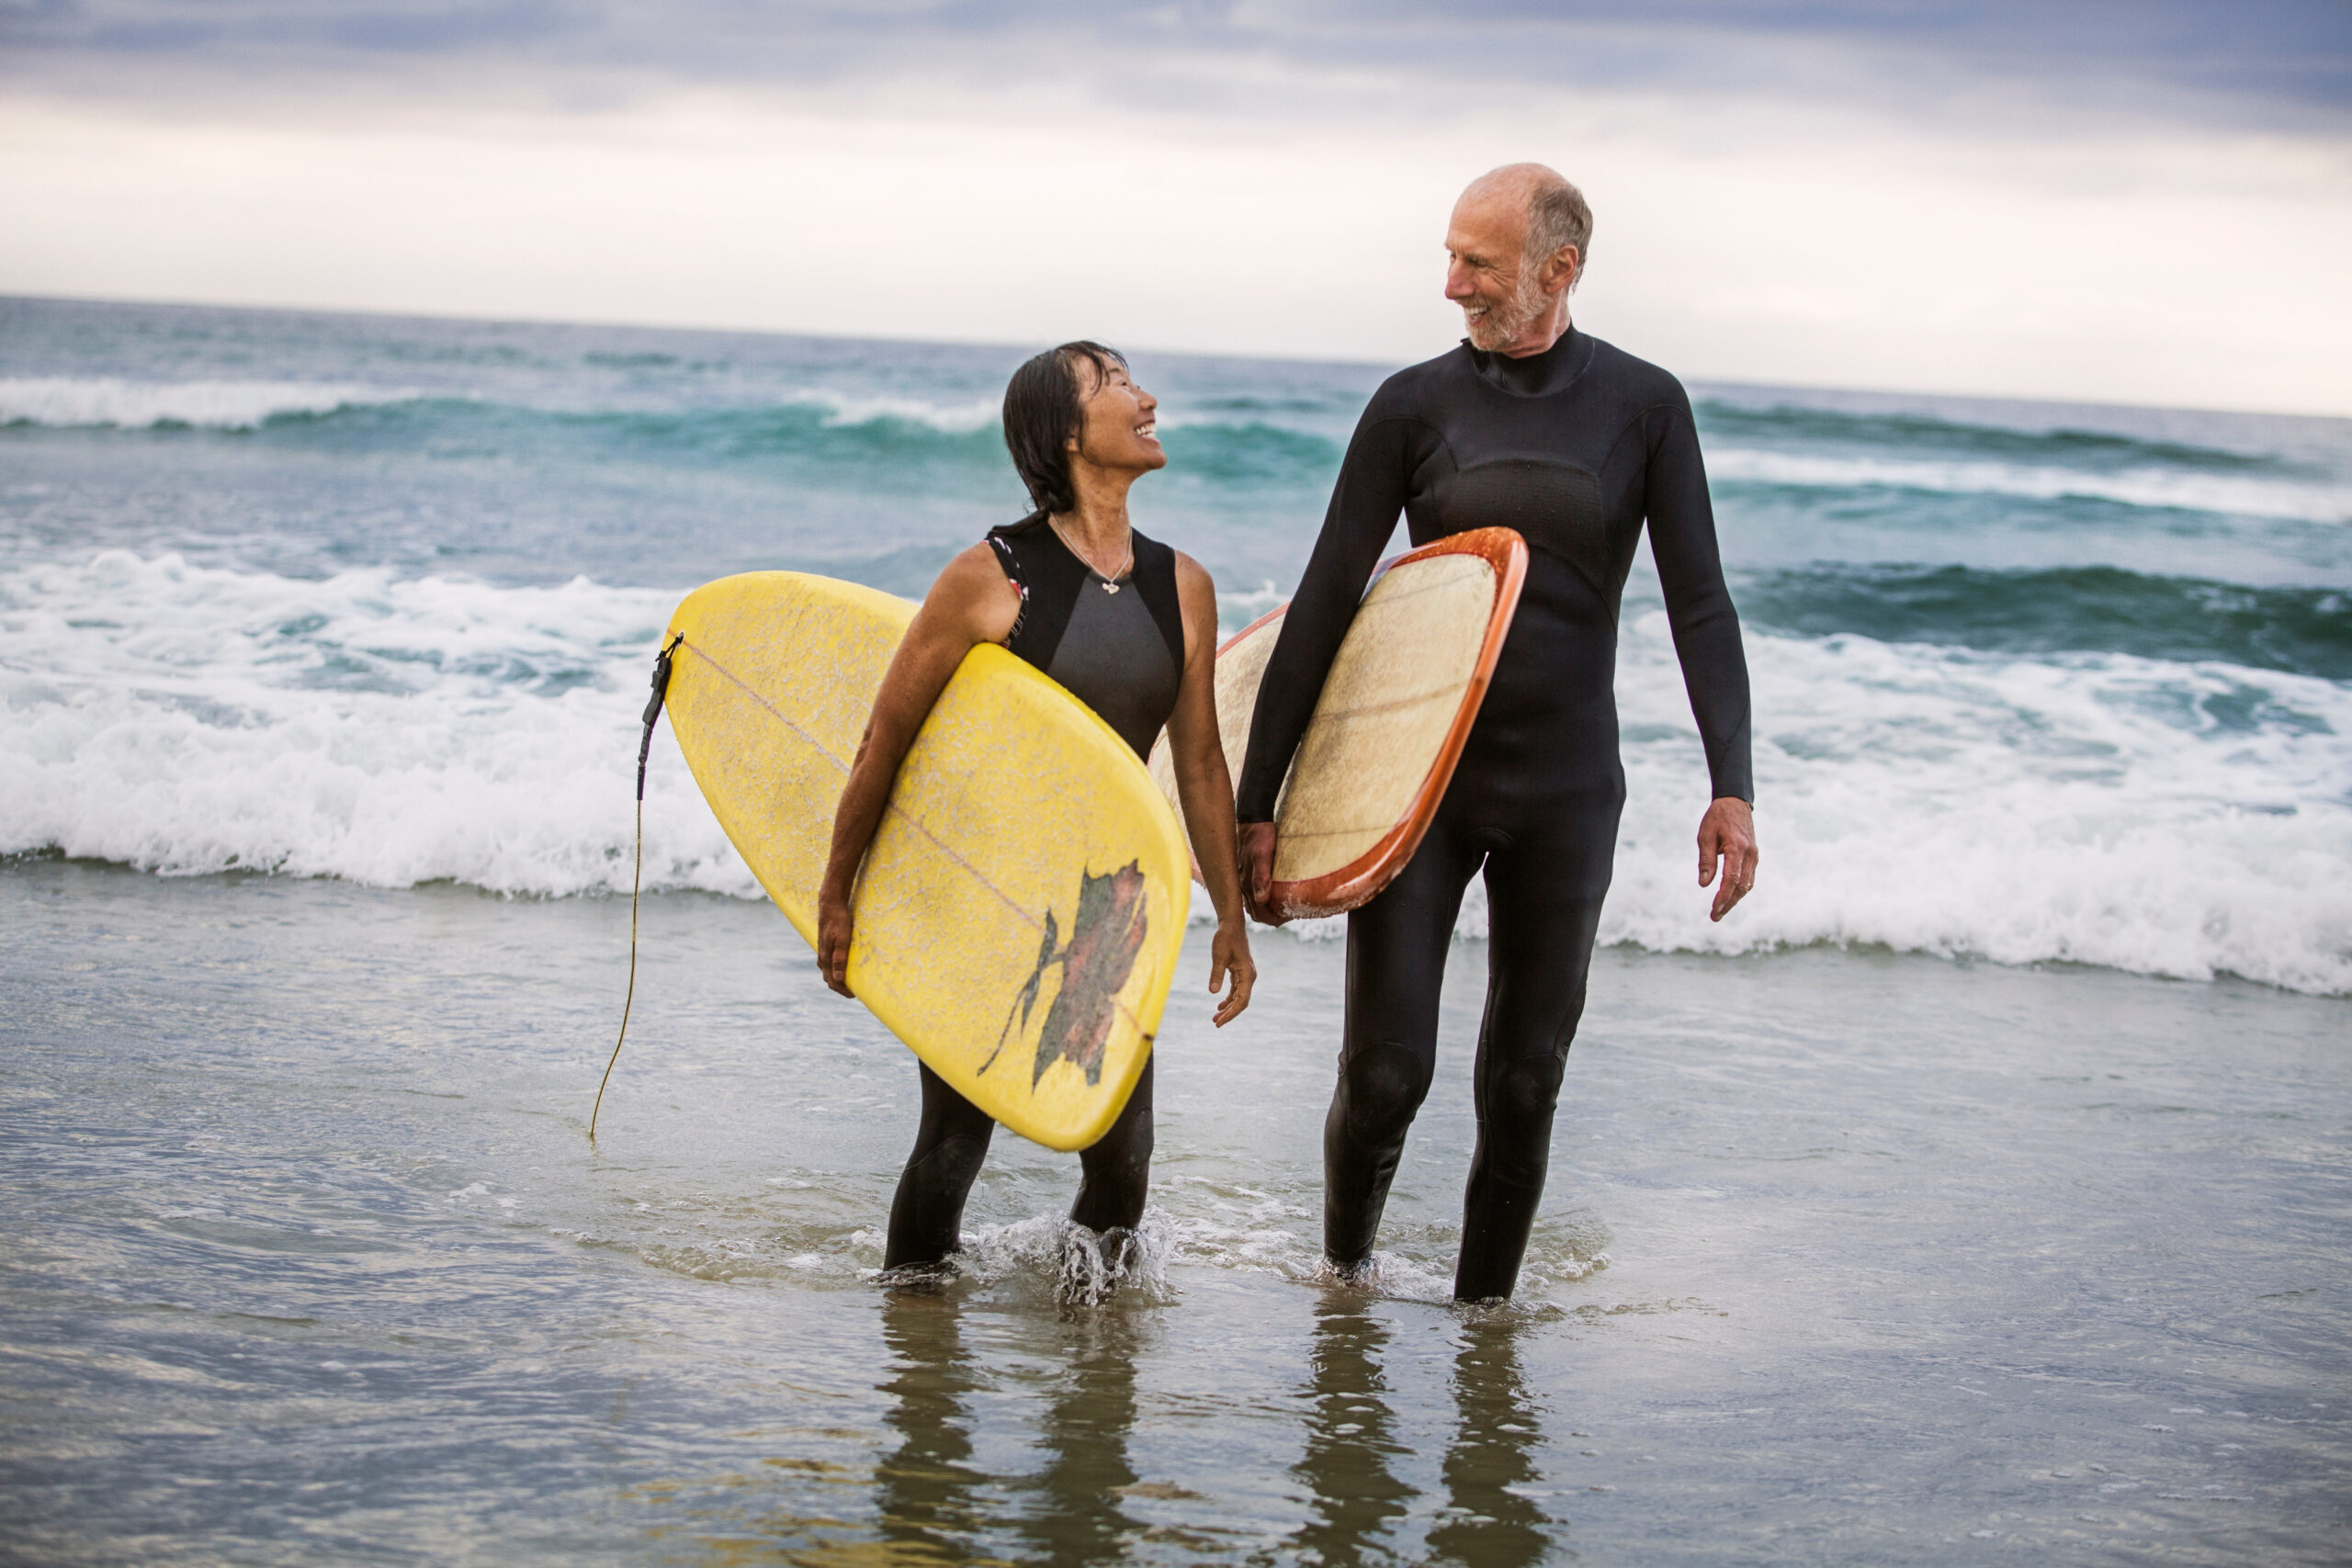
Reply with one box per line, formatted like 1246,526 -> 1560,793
2,857 -> 2346,1563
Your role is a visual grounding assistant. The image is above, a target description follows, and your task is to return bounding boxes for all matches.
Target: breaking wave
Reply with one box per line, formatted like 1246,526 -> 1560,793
6,551 -> 2346,995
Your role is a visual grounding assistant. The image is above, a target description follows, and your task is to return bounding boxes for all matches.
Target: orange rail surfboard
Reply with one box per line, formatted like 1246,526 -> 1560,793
1148,527 -> 1526,920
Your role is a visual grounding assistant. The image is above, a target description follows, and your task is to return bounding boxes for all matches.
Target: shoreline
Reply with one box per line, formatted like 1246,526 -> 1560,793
14,848 -> 2348,1003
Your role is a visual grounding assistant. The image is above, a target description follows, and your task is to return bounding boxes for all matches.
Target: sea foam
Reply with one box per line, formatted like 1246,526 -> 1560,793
788,389 -> 1000,434
0,551 -> 749,897
5,553 -> 2347,995
1604,609 -> 2352,995
1706,447 -> 2352,525
0,377 -> 423,430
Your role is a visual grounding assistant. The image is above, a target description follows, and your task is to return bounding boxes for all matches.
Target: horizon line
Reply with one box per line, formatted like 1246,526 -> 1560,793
6,288 -> 2349,429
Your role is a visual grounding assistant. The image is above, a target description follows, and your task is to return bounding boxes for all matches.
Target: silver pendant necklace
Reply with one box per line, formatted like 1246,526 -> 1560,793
1050,518 -> 1132,592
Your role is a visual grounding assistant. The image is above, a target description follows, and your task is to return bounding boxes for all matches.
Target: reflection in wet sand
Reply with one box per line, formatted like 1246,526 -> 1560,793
1287,1296 -> 1418,1562
869,1282 -> 1156,1564
1285,1296 -> 1561,1565
874,1287 -> 989,1562
1429,1316 -> 1555,1566
1018,1307 -> 1147,1565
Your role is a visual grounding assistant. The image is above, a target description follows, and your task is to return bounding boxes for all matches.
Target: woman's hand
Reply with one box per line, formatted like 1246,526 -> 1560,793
816,885 -> 855,997
1208,918 -> 1255,1026
1165,549 -> 1264,1027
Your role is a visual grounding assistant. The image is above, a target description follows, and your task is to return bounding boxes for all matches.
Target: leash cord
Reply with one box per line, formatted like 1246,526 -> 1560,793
589,794 -> 644,1142
590,633 -> 684,1144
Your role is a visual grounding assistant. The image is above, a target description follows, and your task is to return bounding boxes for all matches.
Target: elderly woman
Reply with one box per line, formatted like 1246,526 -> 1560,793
817,341 -> 1255,1277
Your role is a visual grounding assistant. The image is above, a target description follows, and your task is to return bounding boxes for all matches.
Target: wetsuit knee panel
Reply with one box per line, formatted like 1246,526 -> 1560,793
911,1130 -> 991,1192
1340,1041 -> 1433,1142
1080,1130 -> 1154,1182
1493,1051 -> 1567,1125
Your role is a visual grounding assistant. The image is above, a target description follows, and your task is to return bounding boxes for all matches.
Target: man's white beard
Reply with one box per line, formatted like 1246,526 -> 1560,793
1464,266 -> 1550,352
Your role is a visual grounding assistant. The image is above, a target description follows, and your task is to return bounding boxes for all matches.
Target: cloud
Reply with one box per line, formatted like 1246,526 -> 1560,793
4,3 -> 2347,414
8,1 -> 2348,133
6,85 -> 2346,415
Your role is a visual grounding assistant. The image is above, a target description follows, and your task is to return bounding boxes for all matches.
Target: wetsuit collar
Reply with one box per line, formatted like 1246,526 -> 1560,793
1465,325 -> 1591,399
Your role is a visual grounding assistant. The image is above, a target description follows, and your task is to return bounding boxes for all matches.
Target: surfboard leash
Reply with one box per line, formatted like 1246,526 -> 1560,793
592,632 -> 685,1143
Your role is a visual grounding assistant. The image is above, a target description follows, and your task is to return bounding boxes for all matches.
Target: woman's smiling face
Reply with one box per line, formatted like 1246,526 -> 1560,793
1069,357 -> 1165,476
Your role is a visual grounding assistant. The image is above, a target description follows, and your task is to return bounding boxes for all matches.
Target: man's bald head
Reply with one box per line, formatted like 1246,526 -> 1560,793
1444,163 -> 1592,355
1460,163 -> 1593,291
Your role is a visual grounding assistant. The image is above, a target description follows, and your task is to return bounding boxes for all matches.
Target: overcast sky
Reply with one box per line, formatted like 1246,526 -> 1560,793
5,1 -> 2348,413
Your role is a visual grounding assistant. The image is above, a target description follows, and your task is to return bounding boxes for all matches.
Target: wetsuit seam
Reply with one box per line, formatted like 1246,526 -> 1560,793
1361,412 -> 1447,449
1463,332 -> 1596,401
1635,400 -> 1684,444
1363,414 -> 1455,541
1705,694 -> 1755,802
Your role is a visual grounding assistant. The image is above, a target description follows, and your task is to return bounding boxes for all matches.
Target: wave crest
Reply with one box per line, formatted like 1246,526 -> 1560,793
0,377 -> 425,430
786,389 -> 1000,434
0,552 -> 751,897
1706,447 -> 2352,524
1738,564 -> 2352,680
6,555 -> 2347,995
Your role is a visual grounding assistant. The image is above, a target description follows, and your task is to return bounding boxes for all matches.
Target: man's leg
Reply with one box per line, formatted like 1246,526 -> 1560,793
1326,822 -> 1480,1273
885,1062 -> 998,1269
1453,795 -> 1619,1301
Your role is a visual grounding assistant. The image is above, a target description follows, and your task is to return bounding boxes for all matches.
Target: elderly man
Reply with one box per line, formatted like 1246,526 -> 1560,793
1238,163 -> 1758,1301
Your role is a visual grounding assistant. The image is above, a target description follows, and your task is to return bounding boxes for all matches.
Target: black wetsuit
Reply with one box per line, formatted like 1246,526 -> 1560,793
884,514 -> 1187,1270
1238,328 -> 1752,1300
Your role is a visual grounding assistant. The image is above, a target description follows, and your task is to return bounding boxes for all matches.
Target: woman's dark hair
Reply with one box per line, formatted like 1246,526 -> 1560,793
1001,341 -> 1125,517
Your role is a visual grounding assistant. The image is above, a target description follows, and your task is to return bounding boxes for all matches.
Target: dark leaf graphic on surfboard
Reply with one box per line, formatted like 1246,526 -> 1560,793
980,862 -> 1150,1088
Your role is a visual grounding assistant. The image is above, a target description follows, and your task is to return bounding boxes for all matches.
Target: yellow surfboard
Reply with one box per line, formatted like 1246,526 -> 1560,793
1149,527 -> 1527,920
660,572 -> 1190,1152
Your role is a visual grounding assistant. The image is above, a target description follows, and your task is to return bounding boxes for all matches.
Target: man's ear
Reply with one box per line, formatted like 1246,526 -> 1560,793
1550,243 -> 1581,293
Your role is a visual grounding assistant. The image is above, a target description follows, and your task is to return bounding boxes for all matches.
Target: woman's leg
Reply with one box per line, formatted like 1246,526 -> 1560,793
885,1062 -> 998,1269
1070,1055 -> 1154,1235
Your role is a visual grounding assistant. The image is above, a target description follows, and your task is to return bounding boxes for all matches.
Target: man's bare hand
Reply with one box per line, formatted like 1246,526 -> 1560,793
1239,821 -> 1287,926
1697,797 -> 1758,922
1209,919 -> 1256,1026
816,890 -> 855,997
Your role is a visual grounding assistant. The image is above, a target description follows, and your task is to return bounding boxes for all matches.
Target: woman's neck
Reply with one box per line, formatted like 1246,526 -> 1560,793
1056,464 -> 1136,553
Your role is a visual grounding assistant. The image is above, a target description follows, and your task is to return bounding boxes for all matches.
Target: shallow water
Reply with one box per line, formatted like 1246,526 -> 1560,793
5,858 -> 2346,1564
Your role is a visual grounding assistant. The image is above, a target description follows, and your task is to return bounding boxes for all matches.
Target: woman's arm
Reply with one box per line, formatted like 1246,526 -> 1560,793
816,544 -> 1021,996
1167,551 -> 1255,1026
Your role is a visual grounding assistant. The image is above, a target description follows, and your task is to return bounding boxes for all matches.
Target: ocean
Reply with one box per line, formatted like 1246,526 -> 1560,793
3,295 -> 2346,1563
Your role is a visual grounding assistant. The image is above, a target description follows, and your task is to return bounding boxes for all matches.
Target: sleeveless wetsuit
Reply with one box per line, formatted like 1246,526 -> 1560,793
884,513 -> 1186,1270
1237,329 -> 1752,1299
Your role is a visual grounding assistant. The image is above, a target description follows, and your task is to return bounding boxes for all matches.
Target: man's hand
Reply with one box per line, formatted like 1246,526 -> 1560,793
1239,821 -> 1287,926
1209,919 -> 1256,1026
816,890 -> 855,997
1697,797 -> 1758,922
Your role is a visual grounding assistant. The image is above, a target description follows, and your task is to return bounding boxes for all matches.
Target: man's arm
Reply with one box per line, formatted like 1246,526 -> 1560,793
1235,409 -> 1421,919
1644,388 -> 1758,920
